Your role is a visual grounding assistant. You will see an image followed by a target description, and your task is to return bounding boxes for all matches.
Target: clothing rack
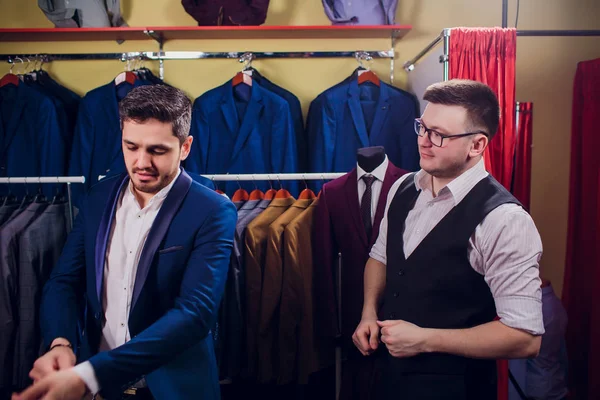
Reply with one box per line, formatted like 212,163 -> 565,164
0,176 -> 85,230
1,50 -> 395,82
203,173 -> 346,181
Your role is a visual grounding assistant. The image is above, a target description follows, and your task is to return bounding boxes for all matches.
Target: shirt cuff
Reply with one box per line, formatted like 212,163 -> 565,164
73,361 -> 101,395
369,246 -> 387,265
495,295 -> 545,336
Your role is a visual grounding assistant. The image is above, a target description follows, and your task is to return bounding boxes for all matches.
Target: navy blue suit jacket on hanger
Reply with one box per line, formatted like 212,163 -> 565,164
306,78 -> 420,191
0,83 -> 66,197
186,79 -> 299,196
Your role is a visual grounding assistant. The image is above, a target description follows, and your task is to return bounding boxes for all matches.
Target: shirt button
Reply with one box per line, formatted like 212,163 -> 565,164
398,270 -> 405,276
124,287 -> 127,291
393,292 -> 399,297
121,323 -> 125,327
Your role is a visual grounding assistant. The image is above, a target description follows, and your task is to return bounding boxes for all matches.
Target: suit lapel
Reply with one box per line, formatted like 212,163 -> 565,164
342,169 -> 368,246
369,83 -> 390,144
230,83 -> 264,168
0,84 -> 27,159
131,169 -> 193,310
347,80 -> 370,148
95,173 -> 129,303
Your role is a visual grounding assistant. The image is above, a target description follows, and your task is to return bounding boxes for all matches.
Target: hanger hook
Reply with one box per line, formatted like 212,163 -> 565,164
239,53 -> 253,71
14,57 -> 24,75
236,175 -> 242,190
277,174 -> 282,190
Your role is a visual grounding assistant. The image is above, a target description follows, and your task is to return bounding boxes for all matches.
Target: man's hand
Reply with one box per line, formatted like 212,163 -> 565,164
29,343 -> 76,382
378,319 -> 430,358
352,318 -> 380,356
12,369 -> 87,400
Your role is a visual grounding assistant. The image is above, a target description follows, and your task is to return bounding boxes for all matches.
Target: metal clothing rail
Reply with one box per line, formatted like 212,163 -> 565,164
0,176 -> 86,230
204,172 -> 346,181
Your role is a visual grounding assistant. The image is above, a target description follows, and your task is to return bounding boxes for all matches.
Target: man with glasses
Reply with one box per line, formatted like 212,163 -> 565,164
352,79 -> 544,399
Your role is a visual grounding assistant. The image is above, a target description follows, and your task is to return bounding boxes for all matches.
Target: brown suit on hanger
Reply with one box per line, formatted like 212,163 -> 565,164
257,197 -> 315,383
278,199 -> 321,385
244,196 -> 295,379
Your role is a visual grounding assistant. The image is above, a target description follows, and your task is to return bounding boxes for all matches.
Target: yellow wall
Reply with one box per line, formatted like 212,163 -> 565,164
1,0 -> 599,296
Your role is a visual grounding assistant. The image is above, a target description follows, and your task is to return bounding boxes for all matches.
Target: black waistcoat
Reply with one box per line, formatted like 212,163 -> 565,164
380,173 -> 521,400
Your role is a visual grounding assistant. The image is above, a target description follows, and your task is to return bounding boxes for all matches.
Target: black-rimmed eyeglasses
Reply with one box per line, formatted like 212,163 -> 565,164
414,118 -> 488,148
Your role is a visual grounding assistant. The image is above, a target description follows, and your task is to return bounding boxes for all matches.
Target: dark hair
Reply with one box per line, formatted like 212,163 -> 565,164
119,85 -> 192,144
423,79 -> 500,140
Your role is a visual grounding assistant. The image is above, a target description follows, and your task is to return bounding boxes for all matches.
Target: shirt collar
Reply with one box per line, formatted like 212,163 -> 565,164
126,168 -> 182,208
357,155 -> 388,183
413,158 -> 488,204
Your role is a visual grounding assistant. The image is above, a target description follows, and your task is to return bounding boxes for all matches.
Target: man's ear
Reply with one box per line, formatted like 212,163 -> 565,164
469,134 -> 488,158
180,136 -> 193,161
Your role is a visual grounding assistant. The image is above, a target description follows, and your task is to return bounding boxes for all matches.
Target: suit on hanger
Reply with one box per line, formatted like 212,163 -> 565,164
307,79 -> 419,191
0,83 -> 66,198
186,80 -> 298,196
257,197 -> 314,383
244,196 -> 295,378
38,0 -> 127,28
0,201 -> 48,393
13,203 -> 69,391
181,0 -> 270,26
278,199 -> 321,385
0,204 -> 19,226
39,169 -> 236,400
68,79 -> 151,206
322,0 -> 398,25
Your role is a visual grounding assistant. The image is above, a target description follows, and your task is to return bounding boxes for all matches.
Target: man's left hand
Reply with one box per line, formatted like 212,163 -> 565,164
377,319 -> 431,358
12,369 -> 88,400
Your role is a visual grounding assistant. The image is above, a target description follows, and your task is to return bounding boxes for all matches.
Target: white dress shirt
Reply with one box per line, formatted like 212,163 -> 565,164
356,156 -> 388,223
370,159 -> 545,335
73,169 -> 180,394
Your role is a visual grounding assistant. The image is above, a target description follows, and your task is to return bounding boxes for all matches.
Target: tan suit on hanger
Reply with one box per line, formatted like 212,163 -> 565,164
278,199 -> 321,385
244,196 -> 295,379
257,197 -> 315,383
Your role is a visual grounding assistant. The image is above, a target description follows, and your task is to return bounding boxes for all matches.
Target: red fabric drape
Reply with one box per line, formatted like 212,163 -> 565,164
563,57 -> 600,400
449,27 -> 517,400
449,27 -> 517,191
512,102 -> 533,210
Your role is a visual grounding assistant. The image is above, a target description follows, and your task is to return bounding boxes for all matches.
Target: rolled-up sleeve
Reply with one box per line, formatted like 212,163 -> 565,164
473,205 -> 545,335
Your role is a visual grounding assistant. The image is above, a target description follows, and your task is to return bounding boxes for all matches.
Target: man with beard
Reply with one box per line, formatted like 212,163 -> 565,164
14,85 -> 236,400
352,80 -> 544,400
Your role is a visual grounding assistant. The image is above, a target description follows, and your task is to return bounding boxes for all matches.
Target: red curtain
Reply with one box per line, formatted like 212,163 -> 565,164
563,58 -> 600,400
449,27 -> 517,190
512,102 -> 533,210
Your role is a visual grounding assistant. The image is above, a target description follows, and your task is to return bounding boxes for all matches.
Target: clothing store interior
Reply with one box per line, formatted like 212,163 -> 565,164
0,1 -> 599,400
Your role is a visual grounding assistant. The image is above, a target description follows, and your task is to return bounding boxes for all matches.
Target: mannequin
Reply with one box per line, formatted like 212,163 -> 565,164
357,146 -> 386,172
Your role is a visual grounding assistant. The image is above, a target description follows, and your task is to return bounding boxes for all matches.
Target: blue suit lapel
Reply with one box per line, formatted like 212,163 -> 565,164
230,83 -> 264,168
347,80 -> 369,148
220,84 -> 240,140
0,84 -> 28,160
95,174 -> 129,303
369,83 -> 391,144
131,169 -> 193,311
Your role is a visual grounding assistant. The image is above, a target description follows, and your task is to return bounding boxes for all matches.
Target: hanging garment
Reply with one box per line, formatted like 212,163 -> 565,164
257,197 -> 315,383
0,203 -> 19,226
244,196 -> 295,379
0,83 -> 66,198
186,80 -> 298,196
68,79 -> 151,206
321,0 -> 398,25
181,0 -> 270,26
38,0 -> 127,28
13,202 -> 69,391
0,201 -> 48,394
307,79 -> 419,192
278,199 -> 320,385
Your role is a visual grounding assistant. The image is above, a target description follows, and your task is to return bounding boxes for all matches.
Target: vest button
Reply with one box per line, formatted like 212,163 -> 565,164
393,292 -> 399,297
94,312 -> 101,320
398,270 -> 405,276
389,313 -> 396,319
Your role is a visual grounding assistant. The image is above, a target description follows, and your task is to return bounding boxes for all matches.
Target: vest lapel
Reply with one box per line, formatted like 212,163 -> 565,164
371,165 -> 403,245
130,169 -> 192,311
95,173 -> 129,304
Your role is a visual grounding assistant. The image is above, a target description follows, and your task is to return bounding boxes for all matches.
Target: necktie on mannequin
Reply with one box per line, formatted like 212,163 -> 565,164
361,174 -> 376,240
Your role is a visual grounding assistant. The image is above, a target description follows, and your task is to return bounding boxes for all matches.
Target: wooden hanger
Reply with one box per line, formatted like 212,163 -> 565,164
232,71 -> 252,87
0,73 -> 19,88
358,69 -> 380,86
275,188 -> 292,199
115,70 -> 137,86
249,189 -> 264,200
298,188 -> 316,200
264,189 -> 277,200
232,188 -> 249,202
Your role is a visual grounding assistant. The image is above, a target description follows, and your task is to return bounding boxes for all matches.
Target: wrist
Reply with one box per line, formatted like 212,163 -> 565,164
423,328 -> 439,353
51,337 -> 71,347
361,307 -> 378,321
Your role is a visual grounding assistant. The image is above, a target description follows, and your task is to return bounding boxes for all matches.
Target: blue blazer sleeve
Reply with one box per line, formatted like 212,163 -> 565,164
88,200 -> 237,392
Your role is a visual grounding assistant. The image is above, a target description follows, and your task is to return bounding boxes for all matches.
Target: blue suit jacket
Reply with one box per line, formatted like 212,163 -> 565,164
68,79 -> 151,206
186,80 -> 299,196
40,169 -> 237,400
0,83 -> 66,197
307,78 -> 420,191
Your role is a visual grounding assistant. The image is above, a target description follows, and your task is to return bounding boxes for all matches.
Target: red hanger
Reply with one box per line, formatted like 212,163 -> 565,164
298,188 -> 316,200
264,189 -> 277,200
358,70 -> 380,86
232,71 -> 252,87
249,189 -> 264,200
215,189 -> 225,195
115,71 -> 137,86
232,188 -> 249,202
0,73 -> 19,87
274,188 -> 292,199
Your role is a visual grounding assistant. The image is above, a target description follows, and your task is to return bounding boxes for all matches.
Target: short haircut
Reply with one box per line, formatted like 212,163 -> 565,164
119,85 -> 192,144
423,79 -> 500,140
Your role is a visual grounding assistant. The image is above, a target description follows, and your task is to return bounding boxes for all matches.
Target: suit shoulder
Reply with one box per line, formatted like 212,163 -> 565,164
81,82 -> 113,103
187,181 -> 235,211
195,83 -> 227,104
322,171 -> 352,192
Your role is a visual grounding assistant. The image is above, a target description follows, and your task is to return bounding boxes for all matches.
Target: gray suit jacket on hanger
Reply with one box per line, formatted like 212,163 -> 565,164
38,0 -> 127,28
322,0 -> 398,25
